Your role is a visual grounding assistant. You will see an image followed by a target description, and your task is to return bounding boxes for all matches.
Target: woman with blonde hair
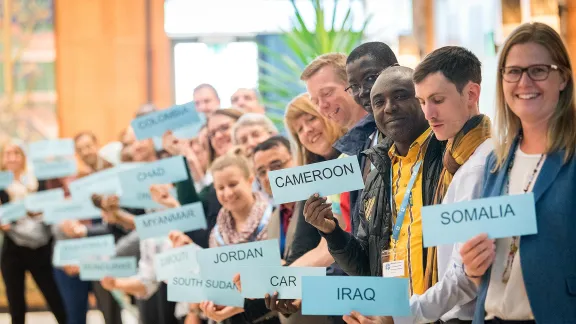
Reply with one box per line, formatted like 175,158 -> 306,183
0,143 -> 67,324
460,22 -> 576,323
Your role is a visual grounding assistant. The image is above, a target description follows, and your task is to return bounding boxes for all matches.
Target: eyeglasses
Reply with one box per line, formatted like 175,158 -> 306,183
345,73 -> 381,96
501,64 -> 559,83
208,124 -> 231,138
256,159 -> 291,179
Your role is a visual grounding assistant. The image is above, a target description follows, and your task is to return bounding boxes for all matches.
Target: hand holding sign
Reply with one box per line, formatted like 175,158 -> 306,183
459,233 -> 496,282
304,194 -> 336,234
150,184 -> 180,209
265,293 -> 301,316
199,301 -> 244,322
162,131 -> 182,156
343,312 -> 392,324
168,230 -> 193,248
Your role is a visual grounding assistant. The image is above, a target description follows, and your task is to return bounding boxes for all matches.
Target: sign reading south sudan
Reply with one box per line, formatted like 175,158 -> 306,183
134,202 -> 207,239
130,102 -> 204,140
167,267 -> 243,307
421,193 -> 538,247
268,155 -> 364,204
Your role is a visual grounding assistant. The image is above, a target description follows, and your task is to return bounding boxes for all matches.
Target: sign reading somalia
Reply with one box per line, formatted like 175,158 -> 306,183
134,202 -> 207,239
118,156 -> 188,192
301,276 -> 410,316
130,102 -> 203,140
268,155 -> 364,204
421,193 -> 538,247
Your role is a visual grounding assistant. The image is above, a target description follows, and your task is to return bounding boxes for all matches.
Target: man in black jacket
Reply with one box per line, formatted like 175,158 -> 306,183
304,66 -> 445,323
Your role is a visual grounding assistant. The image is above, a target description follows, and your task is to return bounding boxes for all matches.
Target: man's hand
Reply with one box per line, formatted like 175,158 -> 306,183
199,301 -> 244,322
100,276 -> 117,291
343,312 -> 393,324
169,230 -> 193,248
460,233 -> 496,283
162,131 -> 182,156
303,193 -> 336,234
59,220 -> 87,238
0,224 -> 11,232
101,209 -> 119,225
150,184 -> 180,209
62,265 -> 80,276
264,292 -> 301,315
102,195 -> 120,211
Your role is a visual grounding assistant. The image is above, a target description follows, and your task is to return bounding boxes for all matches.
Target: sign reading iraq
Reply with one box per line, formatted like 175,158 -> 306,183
421,193 -> 538,247
134,202 -> 207,239
268,155 -> 365,204
130,102 -> 204,140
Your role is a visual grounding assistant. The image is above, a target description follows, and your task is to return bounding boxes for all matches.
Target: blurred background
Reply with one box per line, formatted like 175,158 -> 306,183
0,0 -> 575,319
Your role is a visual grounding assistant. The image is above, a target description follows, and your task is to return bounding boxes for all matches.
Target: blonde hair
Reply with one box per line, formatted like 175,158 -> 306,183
493,22 -> 576,169
285,93 -> 346,165
300,53 -> 348,85
0,143 -> 27,173
210,150 -> 252,179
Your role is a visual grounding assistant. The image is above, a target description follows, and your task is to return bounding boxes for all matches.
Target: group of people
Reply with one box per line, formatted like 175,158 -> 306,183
0,21 -> 575,324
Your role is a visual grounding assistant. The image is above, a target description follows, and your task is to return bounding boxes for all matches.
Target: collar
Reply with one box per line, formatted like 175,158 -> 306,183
332,114 -> 377,156
388,128 -> 432,162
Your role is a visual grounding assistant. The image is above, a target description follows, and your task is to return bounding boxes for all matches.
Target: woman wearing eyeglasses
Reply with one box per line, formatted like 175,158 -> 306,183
460,22 -> 576,323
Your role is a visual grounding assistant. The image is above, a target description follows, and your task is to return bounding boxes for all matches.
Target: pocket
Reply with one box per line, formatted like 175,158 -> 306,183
566,275 -> 576,296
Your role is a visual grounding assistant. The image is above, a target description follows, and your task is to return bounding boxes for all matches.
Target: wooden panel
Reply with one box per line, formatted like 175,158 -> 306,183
55,0 -> 170,144
566,0 -> 576,61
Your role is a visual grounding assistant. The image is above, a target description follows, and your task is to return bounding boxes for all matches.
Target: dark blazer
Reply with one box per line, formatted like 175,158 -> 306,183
473,137 -> 576,323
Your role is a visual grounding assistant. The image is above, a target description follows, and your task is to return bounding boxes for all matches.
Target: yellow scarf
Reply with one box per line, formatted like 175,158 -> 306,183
424,114 -> 492,290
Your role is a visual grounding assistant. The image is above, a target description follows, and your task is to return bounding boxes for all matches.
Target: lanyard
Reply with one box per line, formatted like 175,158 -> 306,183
389,160 -> 422,241
279,208 -> 286,256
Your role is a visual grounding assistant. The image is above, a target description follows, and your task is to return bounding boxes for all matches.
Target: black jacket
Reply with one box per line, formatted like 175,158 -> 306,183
322,135 -> 445,277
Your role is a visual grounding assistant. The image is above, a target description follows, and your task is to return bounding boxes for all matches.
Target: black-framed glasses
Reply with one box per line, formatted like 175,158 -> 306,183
208,124 -> 231,138
346,73 -> 381,96
501,64 -> 559,83
256,159 -> 291,178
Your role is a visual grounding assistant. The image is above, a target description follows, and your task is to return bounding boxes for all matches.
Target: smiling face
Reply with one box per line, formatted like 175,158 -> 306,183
231,89 -> 265,114
371,68 -> 428,145
253,144 -> 294,196
306,66 -> 361,128
415,72 -> 479,140
346,56 -> 387,114
74,134 -> 99,168
235,124 -> 273,158
1,145 -> 25,174
292,112 -> 334,158
213,165 -> 254,214
502,42 -> 567,126
194,87 -> 220,114
208,114 -> 236,157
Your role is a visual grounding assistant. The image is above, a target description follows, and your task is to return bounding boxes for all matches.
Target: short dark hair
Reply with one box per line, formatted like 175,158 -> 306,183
413,46 -> 482,93
346,42 -> 398,67
194,83 -> 220,100
253,135 -> 292,156
74,131 -> 97,143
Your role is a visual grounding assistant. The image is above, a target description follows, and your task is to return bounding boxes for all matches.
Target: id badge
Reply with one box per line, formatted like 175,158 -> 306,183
382,248 -> 407,278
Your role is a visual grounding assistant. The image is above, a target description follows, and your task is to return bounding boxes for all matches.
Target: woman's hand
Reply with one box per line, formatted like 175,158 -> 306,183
102,195 -> 120,211
0,223 -> 11,232
162,131 -> 183,156
199,301 -> 244,322
150,184 -> 180,209
169,230 -> 193,248
100,276 -> 117,291
460,233 -> 496,284
343,312 -> 393,324
59,220 -> 87,238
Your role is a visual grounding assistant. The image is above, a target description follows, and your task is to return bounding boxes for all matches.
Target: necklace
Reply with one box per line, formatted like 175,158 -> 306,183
501,143 -> 545,283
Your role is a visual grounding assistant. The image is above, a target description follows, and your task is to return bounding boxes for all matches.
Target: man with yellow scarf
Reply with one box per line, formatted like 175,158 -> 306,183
407,46 -> 493,323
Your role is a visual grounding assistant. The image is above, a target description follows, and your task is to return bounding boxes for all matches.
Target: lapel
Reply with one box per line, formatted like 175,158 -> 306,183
487,138 -> 519,197
532,150 -> 563,203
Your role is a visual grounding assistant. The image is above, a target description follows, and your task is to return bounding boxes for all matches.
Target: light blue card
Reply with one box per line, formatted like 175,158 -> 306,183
118,156 -> 188,193
79,257 -> 137,280
167,268 -> 244,307
24,188 -> 65,212
0,201 -> 27,225
196,239 -> 282,271
131,102 -> 203,140
173,123 -> 204,139
28,139 -> 75,159
301,276 -> 411,316
268,155 -> 364,204
239,266 -> 326,299
155,243 -> 201,281
54,235 -> 116,266
32,158 -> 78,180
421,193 -> 538,247
119,187 -> 179,210
0,171 -> 14,190
69,163 -> 142,198
43,198 -> 101,224
134,202 -> 207,239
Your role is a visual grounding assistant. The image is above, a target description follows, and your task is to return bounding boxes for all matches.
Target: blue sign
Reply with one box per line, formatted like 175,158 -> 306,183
69,163 -> 142,198
421,193 -> 538,247
32,158 -> 78,180
268,155 -> 365,204
118,156 -> 188,193
301,276 -> 411,316
240,266 -> 326,299
154,243 -> 201,281
43,198 -> 101,224
0,201 -> 27,224
168,267 -> 244,307
53,235 -> 116,266
79,257 -> 137,280
0,171 -> 14,190
28,139 -> 75,159
130,102 -> 204,140
25,188 -> 65,213
134,202 -> 207,239
196,239 -> 282,271
119,187 -> 178,210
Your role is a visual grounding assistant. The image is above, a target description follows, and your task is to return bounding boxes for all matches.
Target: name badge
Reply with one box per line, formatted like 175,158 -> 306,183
154,243 -> 201,281
421,193 -> 538,247
196,239 -> 281,271
381,248 -> 407,278
0,201 -> 27,225
239,266 -> 326,299
79,257 -> 137,280
53,235 -> 116,266
268,155 -> 365,204
118,156 -> 188,193
130,102 -> 204,140
168,267 -> 243,307
134,202 -> 207,239
0,171 -> 14,190
301,276 -> 410,316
